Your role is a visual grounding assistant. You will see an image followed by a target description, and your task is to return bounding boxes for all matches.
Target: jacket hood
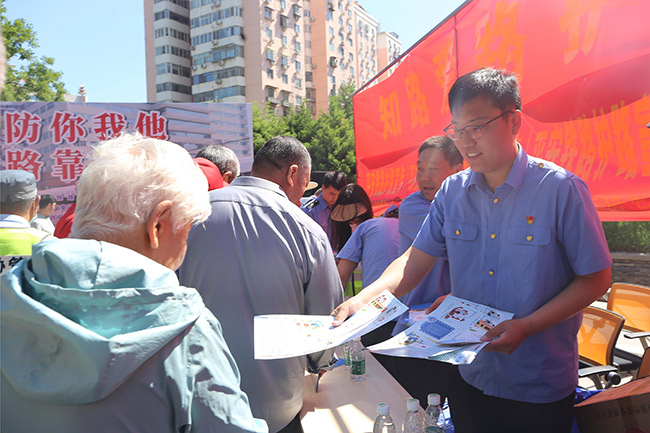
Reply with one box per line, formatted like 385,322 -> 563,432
1,238 -> 204,405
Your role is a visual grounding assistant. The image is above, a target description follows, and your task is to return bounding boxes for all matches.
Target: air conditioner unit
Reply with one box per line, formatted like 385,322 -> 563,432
191,45 -> 196,50
219,60 -> 226,66
282,64 -> 289,70
202,64 -> 208,68
216,78 -> 223,85
192,65 -> 197,71
216,20 -> 223,26
310,17 -> 315,22
311,64 -> 317,69
213,39 -> 219,45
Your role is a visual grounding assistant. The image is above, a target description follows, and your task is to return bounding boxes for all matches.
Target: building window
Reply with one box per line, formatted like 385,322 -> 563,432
281,55 -> 289,67
264,7 -> 273,20
282,35 -> 288,47
329,26 -> 334,36
294,24 -> 300,33
266,49 -> 274,60
280,0 -> 286,9
305,71 -> 313,81
295,60 -> 301,70
267,68 -> 274,79
266,27 -> 272,38
295,41 -> 301,52
295,78 -> 302,88
349,53 -> 353,61
329,41 -> 334,50
282,74 -> 288,83
296,95 -> 303,105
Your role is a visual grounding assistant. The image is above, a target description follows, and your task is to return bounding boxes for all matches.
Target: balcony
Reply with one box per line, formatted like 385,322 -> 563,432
266,96 -> 280,105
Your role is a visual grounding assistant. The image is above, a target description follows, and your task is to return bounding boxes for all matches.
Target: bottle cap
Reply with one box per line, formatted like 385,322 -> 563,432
377,403 -> 390,416
427,393 -> 441,406
407,398 -> 420,411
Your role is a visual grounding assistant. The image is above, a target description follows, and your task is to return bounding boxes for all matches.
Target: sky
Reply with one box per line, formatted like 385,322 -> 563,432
4,0 -> 466,103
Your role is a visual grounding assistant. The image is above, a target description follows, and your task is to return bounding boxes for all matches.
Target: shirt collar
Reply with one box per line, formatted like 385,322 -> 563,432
0,214 -> 31,228
466,144 -> 527,192
230,176 -> 289,200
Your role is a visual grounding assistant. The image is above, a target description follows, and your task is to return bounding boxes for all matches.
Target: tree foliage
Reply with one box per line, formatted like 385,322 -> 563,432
1,1 -> 66,101
251,81 -> 357,182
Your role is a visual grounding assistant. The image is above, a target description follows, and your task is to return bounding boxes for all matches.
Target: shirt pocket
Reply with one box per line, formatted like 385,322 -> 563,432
507,225 -> 551,246
442,220 -> 478,242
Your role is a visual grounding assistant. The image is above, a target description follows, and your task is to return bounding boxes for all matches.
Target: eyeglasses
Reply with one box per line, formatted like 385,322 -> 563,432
444,110 -> 515,141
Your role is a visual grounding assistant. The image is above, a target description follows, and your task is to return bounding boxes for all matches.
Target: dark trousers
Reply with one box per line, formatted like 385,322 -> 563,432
447,366 -> 575,433
278,412 -> 303,433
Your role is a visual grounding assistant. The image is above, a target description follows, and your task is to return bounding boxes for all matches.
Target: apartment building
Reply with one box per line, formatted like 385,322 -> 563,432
144,0 -> 401,115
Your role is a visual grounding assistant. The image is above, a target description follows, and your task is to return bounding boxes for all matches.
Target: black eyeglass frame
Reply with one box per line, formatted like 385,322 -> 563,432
444,110 -> 515,141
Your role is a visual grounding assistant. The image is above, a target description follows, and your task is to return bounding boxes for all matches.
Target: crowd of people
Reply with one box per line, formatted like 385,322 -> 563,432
0,67 -> 612,433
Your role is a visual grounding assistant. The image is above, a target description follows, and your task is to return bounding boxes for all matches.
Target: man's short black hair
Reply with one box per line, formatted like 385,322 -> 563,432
39,194 -> 56,209
252,135 -> 311,173
322,171 -> 347,190
448,68 -> 521,114
418,136 -> 463,167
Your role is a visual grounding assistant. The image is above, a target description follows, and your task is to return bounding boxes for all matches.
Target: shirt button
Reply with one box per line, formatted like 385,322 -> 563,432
490,233 -> 496,239
488,270 -> 494,276
526,235 -> 533,241
493,198 -> 500,204
455,229 -> 461,236
538,163 -> 544,168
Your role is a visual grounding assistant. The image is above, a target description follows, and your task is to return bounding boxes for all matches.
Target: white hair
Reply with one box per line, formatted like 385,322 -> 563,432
72,133 -> 211,240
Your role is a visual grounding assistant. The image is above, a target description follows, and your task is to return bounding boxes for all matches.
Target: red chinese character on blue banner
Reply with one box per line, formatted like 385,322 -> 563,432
135,111 -> 169,140
93,111 -> 127,140
50,111 -> 87,144
51,148 -> 86,183
5,149 -> 44,181
4,111 -> 43,145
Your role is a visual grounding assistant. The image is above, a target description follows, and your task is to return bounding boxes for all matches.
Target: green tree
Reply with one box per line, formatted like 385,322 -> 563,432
1,1 -> 66,101
251,81 -> 357,181
307,81 -> 357,181
251,103 -> 289,153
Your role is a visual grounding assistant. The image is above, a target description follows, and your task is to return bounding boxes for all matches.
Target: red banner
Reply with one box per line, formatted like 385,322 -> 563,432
353,0 -> 650,221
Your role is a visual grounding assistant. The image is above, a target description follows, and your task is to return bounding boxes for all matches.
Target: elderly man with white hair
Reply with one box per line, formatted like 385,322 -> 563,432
1,133 -> 267,433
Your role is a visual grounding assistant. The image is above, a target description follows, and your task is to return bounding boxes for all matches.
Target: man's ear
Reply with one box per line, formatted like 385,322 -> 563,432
512,109 -> 522,135
285,164 -> 299,187
145,200 -> 174,250
453,163 -> 464,173
223,171 -> 234,184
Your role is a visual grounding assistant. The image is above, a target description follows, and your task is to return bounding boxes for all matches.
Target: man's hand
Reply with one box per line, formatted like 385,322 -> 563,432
425,294 -> 449,314
481,318 -> 534,354
331,296 -> 366,326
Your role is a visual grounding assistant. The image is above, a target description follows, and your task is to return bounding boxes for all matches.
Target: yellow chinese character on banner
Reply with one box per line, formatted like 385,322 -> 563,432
379,92 -> 402,140
405,73 -> 430,129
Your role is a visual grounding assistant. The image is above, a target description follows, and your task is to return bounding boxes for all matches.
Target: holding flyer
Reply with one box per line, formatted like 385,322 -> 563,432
368,296 -> 514,365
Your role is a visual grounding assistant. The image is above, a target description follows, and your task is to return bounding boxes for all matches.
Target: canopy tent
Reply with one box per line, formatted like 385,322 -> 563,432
352,0 -> 650,221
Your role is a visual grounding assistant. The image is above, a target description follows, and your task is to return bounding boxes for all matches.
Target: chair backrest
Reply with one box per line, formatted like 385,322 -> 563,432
638,347 -> 650,379
607,283 -> 650,333
578,306 -> 626,366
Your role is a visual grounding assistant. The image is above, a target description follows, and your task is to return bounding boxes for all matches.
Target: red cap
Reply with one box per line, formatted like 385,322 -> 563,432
193,157 -> 224,191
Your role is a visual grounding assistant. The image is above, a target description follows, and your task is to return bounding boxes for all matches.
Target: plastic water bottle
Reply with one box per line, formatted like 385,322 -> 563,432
349,338 -> 366,381
343,340 -> 352,370
373,403 -> 396,433
402,398 -> 424,433
424,393 -> 446,433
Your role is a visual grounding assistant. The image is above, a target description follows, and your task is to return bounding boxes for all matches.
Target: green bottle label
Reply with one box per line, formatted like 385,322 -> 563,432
351,359 -> 365,375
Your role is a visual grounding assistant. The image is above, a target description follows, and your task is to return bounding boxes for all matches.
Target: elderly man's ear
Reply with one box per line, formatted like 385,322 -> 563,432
145,200 -> 174,250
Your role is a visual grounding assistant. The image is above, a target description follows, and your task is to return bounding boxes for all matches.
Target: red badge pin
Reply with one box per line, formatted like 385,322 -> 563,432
526,216 -> 534,224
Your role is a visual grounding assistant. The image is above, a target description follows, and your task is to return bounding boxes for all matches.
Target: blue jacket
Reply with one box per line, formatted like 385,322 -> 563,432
1,238 -> 267,433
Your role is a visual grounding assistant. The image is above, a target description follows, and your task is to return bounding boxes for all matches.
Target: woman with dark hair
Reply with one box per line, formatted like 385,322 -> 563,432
330,183 -> 374,253
331,183 -> 400,347
330,183 -> 400,290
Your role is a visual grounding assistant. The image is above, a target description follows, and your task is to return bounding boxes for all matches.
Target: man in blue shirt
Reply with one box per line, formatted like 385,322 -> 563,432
301,171 -> 347,250
333,68 -> 611,433
389,136 -> 463,408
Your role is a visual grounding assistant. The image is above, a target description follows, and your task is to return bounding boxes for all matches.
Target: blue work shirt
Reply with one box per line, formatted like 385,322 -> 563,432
413,146 -> 611,403
393,191 -> 452,335
336,217 -> 400,288
301,194 -> 335,249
